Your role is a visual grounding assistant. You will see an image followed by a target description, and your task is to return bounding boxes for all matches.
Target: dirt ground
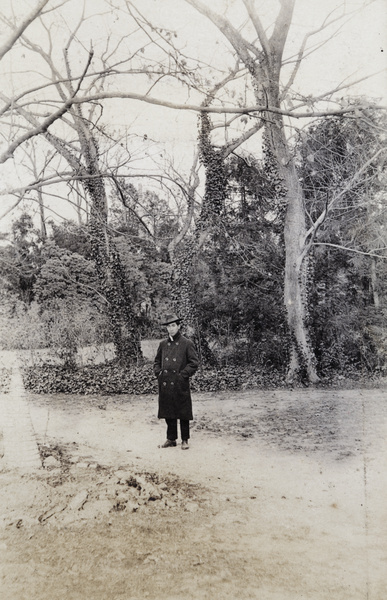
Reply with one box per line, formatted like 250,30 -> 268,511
1,382 -> 387,600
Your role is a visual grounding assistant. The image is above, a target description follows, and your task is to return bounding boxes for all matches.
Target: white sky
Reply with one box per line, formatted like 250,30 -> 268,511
0,0 -> 386,231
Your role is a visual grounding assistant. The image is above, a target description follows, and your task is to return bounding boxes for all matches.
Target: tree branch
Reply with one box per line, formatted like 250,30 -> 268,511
241,0 -> 270,56
0,0 -> 50,61
183,0 -> 260,66
110,174 -> 154,239
1,89 -> 384,164
313,242 -> 387,260
300,146 -> 387,262
269,0 -> 295,62
223,121 -> 263,157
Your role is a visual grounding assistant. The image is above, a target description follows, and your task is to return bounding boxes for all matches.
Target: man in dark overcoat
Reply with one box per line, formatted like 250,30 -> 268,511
154,313 -> 199,449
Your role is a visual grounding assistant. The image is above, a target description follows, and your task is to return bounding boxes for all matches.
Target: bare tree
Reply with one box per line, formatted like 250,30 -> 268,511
0,4 -> 146,362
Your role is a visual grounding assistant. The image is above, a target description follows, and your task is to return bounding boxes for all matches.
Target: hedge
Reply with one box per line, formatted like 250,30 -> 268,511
22,362 -> 285,395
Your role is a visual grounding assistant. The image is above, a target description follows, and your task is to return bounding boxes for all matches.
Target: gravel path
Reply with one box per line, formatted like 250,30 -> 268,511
0,352 -> 41,471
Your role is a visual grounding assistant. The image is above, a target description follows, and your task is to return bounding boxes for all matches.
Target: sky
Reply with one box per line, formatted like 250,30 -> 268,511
0,0 -> 386,232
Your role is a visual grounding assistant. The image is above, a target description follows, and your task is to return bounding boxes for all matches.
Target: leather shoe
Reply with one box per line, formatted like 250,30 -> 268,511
181,440 -> 189,450
159,440 -> 177,448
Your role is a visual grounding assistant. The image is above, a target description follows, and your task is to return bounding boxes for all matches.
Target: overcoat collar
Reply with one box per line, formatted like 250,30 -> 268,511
169,330 -> 182,342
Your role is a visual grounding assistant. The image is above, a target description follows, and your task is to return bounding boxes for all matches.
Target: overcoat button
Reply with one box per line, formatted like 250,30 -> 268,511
165,357 -> 169,361
173,358 -> 176,361
163,382 -> 167,386
164,370 -> 168,373
171,382 -> 174,386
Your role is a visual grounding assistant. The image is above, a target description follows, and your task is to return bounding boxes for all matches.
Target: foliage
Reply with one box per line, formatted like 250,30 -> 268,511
297,109 -> 386,234
195,154 -> 287,368
0,295 -> 47,350
34,241 -> 99,306
50,221 -> 93,259
297,110 -> 387,376
2,115 -> 386,379
22,362 -> 286,395
40,299 -> 110,368
310,247 -> 387,375
0,212 -> 42,304
23,354 -> 385,396
113,234 -> 173,335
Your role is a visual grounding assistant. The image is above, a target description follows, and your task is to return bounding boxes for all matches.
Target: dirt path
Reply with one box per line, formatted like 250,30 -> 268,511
1,386 -> 387,600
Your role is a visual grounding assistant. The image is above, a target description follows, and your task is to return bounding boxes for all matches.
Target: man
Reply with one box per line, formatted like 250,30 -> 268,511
154,313 -> 199,449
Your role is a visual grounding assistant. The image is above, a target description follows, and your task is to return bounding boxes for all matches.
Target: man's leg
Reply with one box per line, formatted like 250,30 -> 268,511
166,419 -> 178,441
180,420 -> 190,441
159,419 -> 177,448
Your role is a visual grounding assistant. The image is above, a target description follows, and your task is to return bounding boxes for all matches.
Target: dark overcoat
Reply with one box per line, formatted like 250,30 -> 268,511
153,331 -> 199,420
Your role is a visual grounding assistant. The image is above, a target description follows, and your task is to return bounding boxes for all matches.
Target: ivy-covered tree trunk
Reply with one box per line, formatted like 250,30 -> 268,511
49,101 -> 143,365
168,111 -> 229,365
165,143 -> 218,365
169,239 -> 214,364
86,168 -> 142,365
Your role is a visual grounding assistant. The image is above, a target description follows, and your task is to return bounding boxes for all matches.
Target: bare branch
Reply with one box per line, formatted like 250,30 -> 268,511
269,0 -> 295,62
0,101 -> 73,163
61,92 -> 387,118
241,0 -> 270,56
300,147 -> 387,262
0,0 -> 50,61
184,0 -> 261,66
110,174 -> 154,239
313,242 -> 387,260
223,121 -> 263,157
289,69 -> 387,113
2,87 -> 385,164
0,198 -> 24,221
282,6 -> 365,97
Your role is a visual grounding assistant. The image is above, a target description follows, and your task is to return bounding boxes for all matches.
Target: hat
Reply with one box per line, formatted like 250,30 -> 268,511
161,313 -> 182,326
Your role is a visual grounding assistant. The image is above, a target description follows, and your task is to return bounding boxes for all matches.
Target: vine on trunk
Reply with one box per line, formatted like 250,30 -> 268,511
198,111 -> 229,229
88,176 -> 142,365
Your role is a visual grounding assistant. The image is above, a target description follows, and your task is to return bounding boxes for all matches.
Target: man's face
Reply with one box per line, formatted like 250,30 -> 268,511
166,322 -> 179,337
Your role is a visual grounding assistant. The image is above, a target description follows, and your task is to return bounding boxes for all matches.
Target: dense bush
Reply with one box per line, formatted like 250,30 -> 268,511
23,362 -> 286,395
23,363 -> 157,395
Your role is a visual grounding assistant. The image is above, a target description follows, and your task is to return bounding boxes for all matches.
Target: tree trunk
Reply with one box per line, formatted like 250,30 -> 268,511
87,173 -> 142,365
166,150 -> 216,365
183,0 -> 320,382
37,187 -> 47,240
371,257 -> 380,308
169,239 -> 215,365
265,112 -> 319,383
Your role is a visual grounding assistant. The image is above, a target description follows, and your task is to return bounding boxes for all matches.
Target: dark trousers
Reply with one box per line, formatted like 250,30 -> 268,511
166,418 -> 190,441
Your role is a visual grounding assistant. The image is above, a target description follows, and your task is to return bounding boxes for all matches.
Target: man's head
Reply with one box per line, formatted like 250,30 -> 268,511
166,321 -> 180,337
161,313 -> 182,337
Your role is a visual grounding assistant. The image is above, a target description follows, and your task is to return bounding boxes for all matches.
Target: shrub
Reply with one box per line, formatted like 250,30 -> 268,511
23,362 -> 285,395
40,299 -> 109,368
0,299 -> 47,350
